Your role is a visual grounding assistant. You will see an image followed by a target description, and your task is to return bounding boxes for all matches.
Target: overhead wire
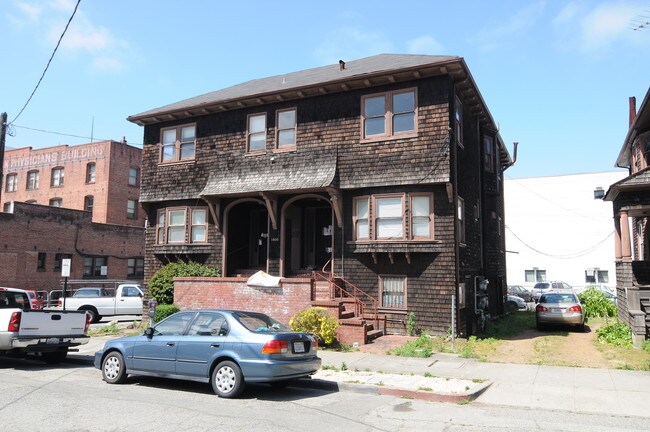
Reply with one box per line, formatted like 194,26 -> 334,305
9,0 -> 82,126
506,225 -> 614,259
11,124 -> 143,147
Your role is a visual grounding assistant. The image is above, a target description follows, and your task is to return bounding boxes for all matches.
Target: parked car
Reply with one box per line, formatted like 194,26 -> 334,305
58,284 -> 143,323
94,309 -> 322,398
535,290 -> 586,331
24,290 -> 45,310
507,295 -> 527,311
507,285 -> 532,302
532,281 -> 573,302
72,287 -> 115,298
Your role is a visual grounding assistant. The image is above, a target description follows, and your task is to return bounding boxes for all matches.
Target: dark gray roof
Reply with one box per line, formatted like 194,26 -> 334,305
604,166 -> 650,201
200,151 -> 337,196
129,54 -> 459,120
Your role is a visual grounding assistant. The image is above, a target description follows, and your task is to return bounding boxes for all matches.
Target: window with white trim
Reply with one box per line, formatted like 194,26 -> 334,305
27,170 -> 39,190
380,275 -> 406,309
276,108 -> 296,148
86,163 -> 96,183
6,174 -> 17,192
247,113 -> 267,152
156,207 -> 208,244
525,269 -> 546,283
161,124 -> 196,162
51,167 -> 64,187
353,193 -> 433,241
361,89 -> 416,139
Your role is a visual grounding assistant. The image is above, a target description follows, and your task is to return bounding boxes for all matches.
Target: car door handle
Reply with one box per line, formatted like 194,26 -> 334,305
166,342 -> 175,347
211,343 -> 220,348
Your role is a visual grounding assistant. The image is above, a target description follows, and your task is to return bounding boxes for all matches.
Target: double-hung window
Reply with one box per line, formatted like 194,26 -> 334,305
353,193 -> 432,241
157,207 -> 208,244
27,170 -> 39,190
127,199 -> 138,219
353,198 -> 370,240
483,136 -> 494,172
362,89 -> 417,139
276,108 -> 296,148
128,167 -> 139,186
161,124 -> 196,162
375,196 -> 404,239
128,258 -> 145,277
51,167 -> 64,187
86,163 -> 96,183
6,174 -> 17,192
247,113 -> 267,152
84,256 -> 107,277
410,195 -> 432,239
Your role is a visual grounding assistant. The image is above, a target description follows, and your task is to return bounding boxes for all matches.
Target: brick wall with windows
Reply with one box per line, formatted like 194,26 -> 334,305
0,202 -> 144,291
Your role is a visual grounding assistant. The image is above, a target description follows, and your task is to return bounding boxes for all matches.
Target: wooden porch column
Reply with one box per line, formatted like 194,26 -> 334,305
614,215 -> 622,260
620,210 -> 632,261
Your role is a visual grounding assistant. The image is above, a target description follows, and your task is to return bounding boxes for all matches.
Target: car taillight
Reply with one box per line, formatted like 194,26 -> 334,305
58,299 -> 62,307
84,312 -> 92,333
8,311 -> 21,332
536,305 -> 548,312
312,338 -> 318,351
261,339 -> 288,354
568,305 -> 582,313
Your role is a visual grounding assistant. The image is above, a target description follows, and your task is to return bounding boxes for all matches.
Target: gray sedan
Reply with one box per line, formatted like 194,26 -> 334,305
94,310 -> 321,398
535,291 -> 586,331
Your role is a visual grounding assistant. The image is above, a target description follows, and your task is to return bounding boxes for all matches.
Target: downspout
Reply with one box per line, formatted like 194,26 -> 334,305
452,91 -> 461,338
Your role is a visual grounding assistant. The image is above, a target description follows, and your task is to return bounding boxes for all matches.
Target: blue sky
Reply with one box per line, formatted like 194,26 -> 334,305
2,0 -> 649,178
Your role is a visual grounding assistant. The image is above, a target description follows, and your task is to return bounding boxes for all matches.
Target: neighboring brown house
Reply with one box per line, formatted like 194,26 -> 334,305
605,88 -> 650,345
1,140 -> 146,291
130,54 -> 512,340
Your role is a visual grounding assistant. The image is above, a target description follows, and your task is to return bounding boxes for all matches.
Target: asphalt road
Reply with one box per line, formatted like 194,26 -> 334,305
0,357 -> 647,432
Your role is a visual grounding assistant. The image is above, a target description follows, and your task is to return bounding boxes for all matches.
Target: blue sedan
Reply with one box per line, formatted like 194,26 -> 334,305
94,310 -> 321,398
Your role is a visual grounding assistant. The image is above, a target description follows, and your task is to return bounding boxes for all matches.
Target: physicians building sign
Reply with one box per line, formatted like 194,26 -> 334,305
3,145 -> 106,171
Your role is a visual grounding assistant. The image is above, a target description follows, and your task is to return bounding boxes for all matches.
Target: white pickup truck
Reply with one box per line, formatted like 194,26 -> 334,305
0,287 -> 90,363
58,283 -> 144,323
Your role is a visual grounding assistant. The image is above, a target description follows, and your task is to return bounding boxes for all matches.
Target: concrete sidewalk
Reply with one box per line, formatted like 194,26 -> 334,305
74,336 -> 650,418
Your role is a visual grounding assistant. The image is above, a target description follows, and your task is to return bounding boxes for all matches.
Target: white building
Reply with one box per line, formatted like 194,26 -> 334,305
505,171 -> 627,291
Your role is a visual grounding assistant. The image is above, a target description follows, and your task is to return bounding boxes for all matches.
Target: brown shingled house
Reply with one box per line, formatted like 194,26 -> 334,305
130,54 -> 512,341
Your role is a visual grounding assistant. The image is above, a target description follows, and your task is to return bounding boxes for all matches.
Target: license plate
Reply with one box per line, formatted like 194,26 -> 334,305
46,338 -> 60,344
293,342 -> 305,353
552,308 -> 562,313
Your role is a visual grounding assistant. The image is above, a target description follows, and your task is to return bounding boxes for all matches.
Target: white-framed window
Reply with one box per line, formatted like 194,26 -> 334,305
51,167 -> 64,187
379,275 -> 406,309
157,207 -> 208,245
160,124 -> 196,162
127,258 -> 144,277
27,170 -> 39,190
525,269 -> 546,283
353,197 -> 370,240
361,89 -> 417,140
5,173 -> 17,192
128,167 -> 140,186
410,194 -> 432,240
276,108 -> 296,148
375,196 -> 404,239
457,197 -> 465,244
454,96 -> 463,147
86,162 -> 96,183
353,193 -> 434,241
247,113 -> 267,152
127,199 -> 138,219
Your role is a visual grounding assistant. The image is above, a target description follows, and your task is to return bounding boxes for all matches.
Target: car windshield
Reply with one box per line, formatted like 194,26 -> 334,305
233,312 -> 290,333
534,283 -> 550,289
540,294 -> 577,303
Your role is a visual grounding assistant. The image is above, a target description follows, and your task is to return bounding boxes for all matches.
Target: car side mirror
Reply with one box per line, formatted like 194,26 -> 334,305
139,293 -> 143,298
144,327 -> 155,338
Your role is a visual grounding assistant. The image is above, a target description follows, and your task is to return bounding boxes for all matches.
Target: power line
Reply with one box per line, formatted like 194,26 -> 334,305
11,123 -> 143,147
9,0 -> 82,125
506,225 -> 614,259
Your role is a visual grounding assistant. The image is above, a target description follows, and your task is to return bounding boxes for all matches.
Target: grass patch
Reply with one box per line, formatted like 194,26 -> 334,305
483,311 -> 535,339
88,322 -> 120,336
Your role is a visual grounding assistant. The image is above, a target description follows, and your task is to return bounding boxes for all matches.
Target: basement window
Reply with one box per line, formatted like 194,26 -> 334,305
379,275 -> 406,309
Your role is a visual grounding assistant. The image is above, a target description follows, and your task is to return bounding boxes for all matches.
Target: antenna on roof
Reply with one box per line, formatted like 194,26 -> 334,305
339,60 -> 345,71
629,8 -> 650,30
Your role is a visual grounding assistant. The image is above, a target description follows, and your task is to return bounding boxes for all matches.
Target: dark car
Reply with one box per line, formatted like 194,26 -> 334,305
94,310 -> 321,398
507,285 -> 532,302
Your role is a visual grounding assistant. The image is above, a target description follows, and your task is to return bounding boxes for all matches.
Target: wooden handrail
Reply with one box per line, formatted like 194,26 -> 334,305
313,272 -> 380,329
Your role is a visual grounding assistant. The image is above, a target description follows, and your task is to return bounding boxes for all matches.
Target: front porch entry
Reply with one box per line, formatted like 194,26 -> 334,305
224,199 -> 269,276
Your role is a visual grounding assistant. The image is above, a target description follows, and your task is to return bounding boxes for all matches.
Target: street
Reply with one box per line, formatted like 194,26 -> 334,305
0,358 -> 647,432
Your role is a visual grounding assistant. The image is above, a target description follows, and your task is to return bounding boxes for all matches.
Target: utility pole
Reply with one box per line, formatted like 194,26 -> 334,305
0,112 -> 8,206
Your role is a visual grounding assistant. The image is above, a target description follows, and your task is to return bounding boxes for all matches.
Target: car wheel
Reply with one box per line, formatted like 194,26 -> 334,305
212,360 -> 244,398
42,348 -> 68,364
102,351 -> 127,384
82,308 -> 101,324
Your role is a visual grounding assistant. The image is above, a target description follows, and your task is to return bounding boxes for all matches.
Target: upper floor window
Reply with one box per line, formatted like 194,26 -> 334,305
51,167 -> 64,187
86,163 -> 96,183
128,167 -> 140,186
27,170 -> 39,190
454,96 -> 463,147
276,108 -> 297,148
483,136 -> 494,172
49,198 -> 62,207
84,195 -> 94,214
457,197 -> 465,244
161,124 -> 196,163
247,113 -> 267,152
361,89 -> 416,140
585,269 -> 609,284
127,199 -> 138,219
525,269 -> 546,283
84,256 -> 107,277
127,257 -> 145,277
5,173 -> 17,192
353,192 -> 433,241
156,207 -> 208,244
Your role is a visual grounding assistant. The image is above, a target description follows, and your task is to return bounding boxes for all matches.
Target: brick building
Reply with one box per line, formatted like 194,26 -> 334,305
2,140 -> 145,226
605,90 -> 650,345
0,202 -> 145,291
130,54 -> 512,339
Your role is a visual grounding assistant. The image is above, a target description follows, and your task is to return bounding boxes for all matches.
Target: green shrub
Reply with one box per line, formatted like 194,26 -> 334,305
148,261 -> 221,304
153,304 -> 180,324
406,312 -> 418,336
577,288 -> 616,318
289,307 -> 338,345
596,322 -> 632,347
389,333 -> 433,357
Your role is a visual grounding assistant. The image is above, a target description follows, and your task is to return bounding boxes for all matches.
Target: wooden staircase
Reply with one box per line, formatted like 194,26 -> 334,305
311,272 -> 385,345
641,292 -> 650,338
